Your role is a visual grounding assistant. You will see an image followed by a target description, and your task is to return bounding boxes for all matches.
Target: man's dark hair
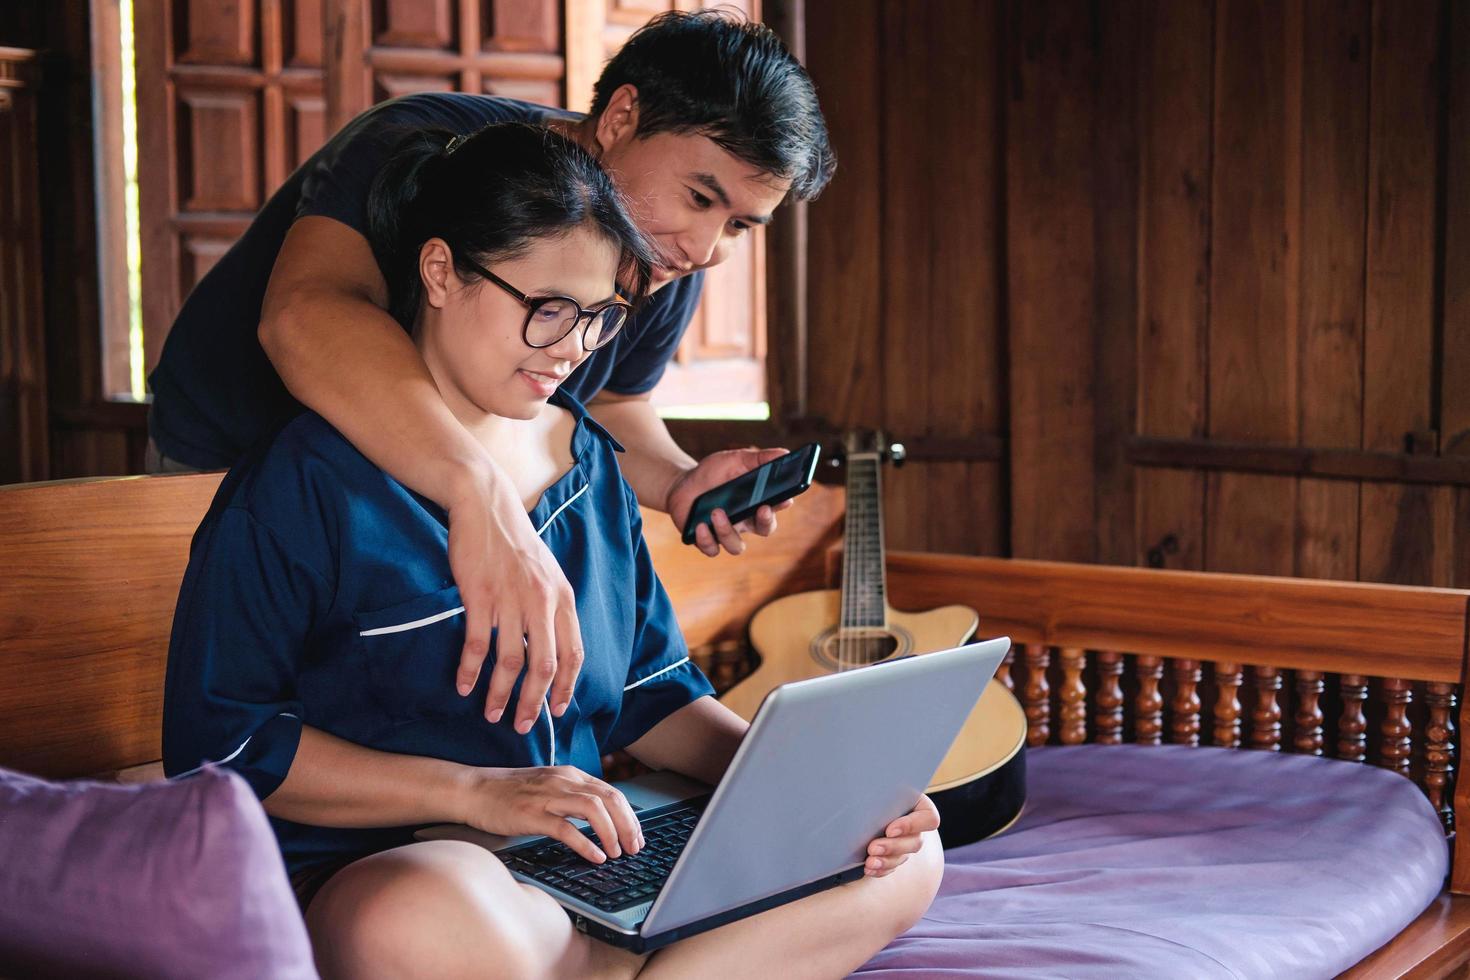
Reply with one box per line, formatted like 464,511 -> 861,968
365,122 -> 656,331
589,10 -> 836,202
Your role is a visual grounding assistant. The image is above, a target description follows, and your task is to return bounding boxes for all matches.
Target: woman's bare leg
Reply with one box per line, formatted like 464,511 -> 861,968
639,829 -> 944,980
304,840 -> 646,980
302,831 -> 940,980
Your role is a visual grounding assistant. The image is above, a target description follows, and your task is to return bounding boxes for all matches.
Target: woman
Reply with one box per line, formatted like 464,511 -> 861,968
162,123 -> 941,979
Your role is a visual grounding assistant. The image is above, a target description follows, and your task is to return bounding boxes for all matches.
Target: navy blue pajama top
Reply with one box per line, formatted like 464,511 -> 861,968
161,393 -> 713,875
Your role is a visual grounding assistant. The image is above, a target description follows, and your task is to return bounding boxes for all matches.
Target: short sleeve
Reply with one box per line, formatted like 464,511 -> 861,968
296,109 -> 405,235
162,506 -> 330,800
603,272 -> 704,395
603,487 -> 715,752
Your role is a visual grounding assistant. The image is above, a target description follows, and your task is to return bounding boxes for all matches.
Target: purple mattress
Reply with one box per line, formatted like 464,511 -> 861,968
855,745 -> 1447,979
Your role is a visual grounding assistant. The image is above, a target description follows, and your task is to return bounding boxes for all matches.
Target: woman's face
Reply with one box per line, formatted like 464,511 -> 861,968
417,226 -> 621,421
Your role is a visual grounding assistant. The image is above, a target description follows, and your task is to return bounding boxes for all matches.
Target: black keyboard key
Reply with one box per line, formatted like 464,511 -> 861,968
583,877 -> 620,894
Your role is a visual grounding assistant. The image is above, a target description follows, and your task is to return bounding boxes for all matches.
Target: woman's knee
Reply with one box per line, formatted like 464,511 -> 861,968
883,829 -> 945,934
306,841 -> 549,979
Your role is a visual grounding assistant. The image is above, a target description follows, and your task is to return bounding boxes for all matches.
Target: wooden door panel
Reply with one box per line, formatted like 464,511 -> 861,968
372,0 -> 456,49
175,87 -> 262,212
136,0 -> 328,370
483,1 -> 560,52
361,0 -> 565,106
173,0 -> 256,66
285,0 -> 323,66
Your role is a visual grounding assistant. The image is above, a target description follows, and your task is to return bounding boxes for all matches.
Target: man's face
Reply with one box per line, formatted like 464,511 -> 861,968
597,130 -> 792,291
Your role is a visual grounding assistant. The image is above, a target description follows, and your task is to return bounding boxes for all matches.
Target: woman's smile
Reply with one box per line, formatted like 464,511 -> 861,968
517,367 -> 568,398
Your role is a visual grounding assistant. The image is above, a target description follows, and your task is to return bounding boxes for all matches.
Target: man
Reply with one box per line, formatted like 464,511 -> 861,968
145,11 -> 835,737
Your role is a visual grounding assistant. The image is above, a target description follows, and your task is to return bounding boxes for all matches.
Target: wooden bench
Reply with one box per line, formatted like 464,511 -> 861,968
2,473 -> 1467,977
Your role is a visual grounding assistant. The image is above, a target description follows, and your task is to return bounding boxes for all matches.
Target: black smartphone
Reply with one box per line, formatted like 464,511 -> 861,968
681,442 -> 822,545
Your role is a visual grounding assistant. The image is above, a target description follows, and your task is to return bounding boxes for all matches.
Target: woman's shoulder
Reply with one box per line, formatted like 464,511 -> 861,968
215,412 -> 388,524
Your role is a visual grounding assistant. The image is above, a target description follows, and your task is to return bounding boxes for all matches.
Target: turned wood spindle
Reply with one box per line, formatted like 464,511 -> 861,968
996,645 -> 1016,693
1134,655 -> 1164,746
1022,644 -> 1052,747
1213,662 -> 1243,748
1093,651 -> 1125,745
1378,678 -> 1414,777
1424,682 -> 1458,831
1059,648 -> 1087,745
1170,659 -> 1202,746
1338,674 -> 1369,763
690,643 -> 716,685
714,639 -> 746,691
1250,666 -> 1283,751
1293,671 -> 1325,756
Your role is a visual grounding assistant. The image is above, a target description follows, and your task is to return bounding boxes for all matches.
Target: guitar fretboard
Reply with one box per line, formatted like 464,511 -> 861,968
840,451 -> 887,630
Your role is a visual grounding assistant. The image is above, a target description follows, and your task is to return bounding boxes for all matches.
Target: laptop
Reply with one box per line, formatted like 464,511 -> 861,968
417,637 -> 1010,953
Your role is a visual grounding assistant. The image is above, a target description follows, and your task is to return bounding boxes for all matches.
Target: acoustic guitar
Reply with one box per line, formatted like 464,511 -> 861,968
720,432 -> 1027,847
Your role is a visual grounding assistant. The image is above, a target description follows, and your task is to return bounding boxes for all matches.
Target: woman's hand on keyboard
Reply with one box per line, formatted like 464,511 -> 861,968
457,766 -> 643,864
864,794 -> 940,877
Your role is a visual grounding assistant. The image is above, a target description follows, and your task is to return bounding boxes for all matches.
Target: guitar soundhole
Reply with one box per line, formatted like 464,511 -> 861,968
812,629 -> 906,670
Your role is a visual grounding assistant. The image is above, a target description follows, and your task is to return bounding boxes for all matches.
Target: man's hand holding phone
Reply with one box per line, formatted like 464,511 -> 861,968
668,443 -> 821,557
668,448 -> 790,556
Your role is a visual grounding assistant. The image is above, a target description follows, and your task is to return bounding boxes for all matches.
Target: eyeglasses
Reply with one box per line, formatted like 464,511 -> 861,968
462,259 -> 632,352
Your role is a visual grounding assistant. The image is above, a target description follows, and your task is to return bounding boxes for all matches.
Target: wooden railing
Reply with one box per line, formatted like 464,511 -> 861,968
994,648 -> 1460,832
875,552 -> 1470,892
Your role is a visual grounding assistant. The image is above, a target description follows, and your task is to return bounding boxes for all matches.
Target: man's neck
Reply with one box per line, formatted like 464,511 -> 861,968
545,115 -> 601,158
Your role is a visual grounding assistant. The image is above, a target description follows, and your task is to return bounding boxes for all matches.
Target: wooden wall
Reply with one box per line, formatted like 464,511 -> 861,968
5,0 -> 1466,592
804,0 -> 1470,588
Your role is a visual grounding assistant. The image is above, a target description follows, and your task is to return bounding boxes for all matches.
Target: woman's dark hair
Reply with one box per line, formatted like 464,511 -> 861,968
589,10 -> 835,202
366,122 -> 656,331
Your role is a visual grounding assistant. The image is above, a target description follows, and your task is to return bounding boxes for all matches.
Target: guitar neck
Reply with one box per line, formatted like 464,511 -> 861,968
840,451 -> 888,630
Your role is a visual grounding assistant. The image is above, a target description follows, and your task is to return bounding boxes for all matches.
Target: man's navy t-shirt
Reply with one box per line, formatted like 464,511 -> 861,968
147,93 -> 704,470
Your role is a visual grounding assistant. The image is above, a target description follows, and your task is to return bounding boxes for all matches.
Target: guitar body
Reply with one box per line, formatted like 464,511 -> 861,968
722,589 -> 1028,848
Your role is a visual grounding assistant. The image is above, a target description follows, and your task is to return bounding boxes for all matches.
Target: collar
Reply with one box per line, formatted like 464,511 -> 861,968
551,389 -> 626,457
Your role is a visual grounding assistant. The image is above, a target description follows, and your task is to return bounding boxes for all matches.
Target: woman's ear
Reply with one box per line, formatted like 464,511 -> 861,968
593,83 -> 641,156
419,238 -> 455,309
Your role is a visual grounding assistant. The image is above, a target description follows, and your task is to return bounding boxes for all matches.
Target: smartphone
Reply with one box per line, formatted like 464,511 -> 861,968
681,442 -> 822,545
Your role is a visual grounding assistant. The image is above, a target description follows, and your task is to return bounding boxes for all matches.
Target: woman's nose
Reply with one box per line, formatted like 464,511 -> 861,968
546,324 -> 589,360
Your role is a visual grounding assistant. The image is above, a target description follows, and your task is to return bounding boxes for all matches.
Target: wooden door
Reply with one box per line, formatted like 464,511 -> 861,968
135,0 -> 766,412
133,0 -> 328,372
0,47 -> 47,483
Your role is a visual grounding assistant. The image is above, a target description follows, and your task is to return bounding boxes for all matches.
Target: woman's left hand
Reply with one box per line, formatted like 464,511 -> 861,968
864,794 -> 940,877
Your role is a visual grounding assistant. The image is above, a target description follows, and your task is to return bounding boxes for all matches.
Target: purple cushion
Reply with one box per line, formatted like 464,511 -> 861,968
0,765 -> 316,979
857,745 -> 1448,979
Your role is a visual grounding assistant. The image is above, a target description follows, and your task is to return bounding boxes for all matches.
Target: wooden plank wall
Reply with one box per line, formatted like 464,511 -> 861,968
7,0 -> 1467,595
805,0 -> 1470,589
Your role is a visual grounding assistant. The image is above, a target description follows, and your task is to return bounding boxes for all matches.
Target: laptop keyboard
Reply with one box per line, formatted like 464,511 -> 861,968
499,801 -> 706,913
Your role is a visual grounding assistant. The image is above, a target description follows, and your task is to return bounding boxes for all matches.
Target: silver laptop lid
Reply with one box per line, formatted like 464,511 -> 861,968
641,638 -> 1009,936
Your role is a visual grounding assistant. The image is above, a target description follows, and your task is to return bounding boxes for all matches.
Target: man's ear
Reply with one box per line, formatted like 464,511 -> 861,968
593,83 -> 641,155
419,238 -> 455,309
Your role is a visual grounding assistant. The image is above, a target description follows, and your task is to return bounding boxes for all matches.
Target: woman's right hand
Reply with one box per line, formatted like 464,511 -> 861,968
457,766 -> 644,864
445,463 -> 585,733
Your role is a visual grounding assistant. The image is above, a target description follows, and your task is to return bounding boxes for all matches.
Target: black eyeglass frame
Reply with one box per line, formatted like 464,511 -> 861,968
462,259 -> 632,352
